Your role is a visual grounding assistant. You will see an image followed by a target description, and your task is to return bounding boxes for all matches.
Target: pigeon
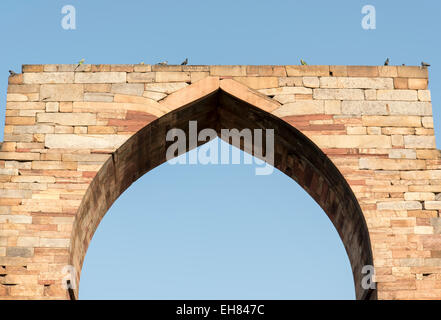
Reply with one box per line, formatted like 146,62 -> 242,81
384,58 -> 389,66
300,59 -> 308,66
181,58 -> 188,65
158,61 -> 168,66
8,70 -> 17,76
421,61 -> 431,68
75,58 -> 85,70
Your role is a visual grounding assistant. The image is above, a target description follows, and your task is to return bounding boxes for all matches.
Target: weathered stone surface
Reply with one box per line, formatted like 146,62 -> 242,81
273,101 -> 324,116
37,113 -> 96,126
404,135 -> 436,149
388,102 -> 432,116
313,89 -> 364,100
45,134 -> 130,149
362,116 -> 421,127
377,201 -> 422,211
40,84 -> 84,101
111,83 -> 144,96
127,73 -> 155,83
23,72 -> 74,84
342,101 -> 387,115
75,72 -> 126,83
320,77 -> 393,89
310,135 -> 391,148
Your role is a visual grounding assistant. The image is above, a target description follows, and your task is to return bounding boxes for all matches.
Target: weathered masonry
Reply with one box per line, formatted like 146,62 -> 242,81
0,64 -> 440,300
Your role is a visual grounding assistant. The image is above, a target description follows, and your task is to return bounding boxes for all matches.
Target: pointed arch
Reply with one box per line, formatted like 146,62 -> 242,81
69,79 -> 374,300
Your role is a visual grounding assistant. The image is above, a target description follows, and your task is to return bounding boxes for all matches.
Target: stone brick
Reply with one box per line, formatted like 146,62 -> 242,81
376,90 -> 418,101
233,77 -> 278,89
6,247 -> 33,258
377,201 -> 422,211
75,72 -> 126,83
347,66 -> 378,77
394,78 -> 408,89
388,102 -> 432,116
418,90 -> 431,102
347,126 -> 366,135
84,83 -> 111,93
367,127 -> 381,135
246,65 -> 286,76
397,66 -> 428,78
422,117 -> 434,128
404,192 -> 435,201
285,65 -> 329,76
259,87 -> 312,95
190,72 -> 209,83
425,202 -> 441,210
313,89 -> 364,100
359,158 -> 425,170
37,113 -> 96,126
302,77 -> 320,88
362,116 -> 421,127
44,134 -> 130,149
155,72 -> 190,83
127,73 -> 155,83
378,66 -> 398,77
388,147 -> 416,159
320,77 -> 393,89
40,84 -> 84,101
5,117 -> 35,125
39,238 -> 70,248
45,102 -> 59,112
404,136 -> 436,149
23,72 -> 74,84
342,101 -> 387,115
273,101 -> 324,116
408,78 -> 428,90
133,64 -> 152,72
324,100 -> 341,114
310,135 -> 391,148
210,65 -> 247,76
145,82 -> 188,94
83,93 -> 114,102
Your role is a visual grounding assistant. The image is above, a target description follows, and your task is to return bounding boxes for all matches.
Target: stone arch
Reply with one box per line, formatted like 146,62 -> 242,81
69,77 -> 374,300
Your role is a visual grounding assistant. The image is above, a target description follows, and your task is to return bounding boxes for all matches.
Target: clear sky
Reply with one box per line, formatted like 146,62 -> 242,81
0,0 -> 440,299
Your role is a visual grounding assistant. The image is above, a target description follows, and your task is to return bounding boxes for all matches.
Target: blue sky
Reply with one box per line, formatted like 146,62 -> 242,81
0,0 -> 440,299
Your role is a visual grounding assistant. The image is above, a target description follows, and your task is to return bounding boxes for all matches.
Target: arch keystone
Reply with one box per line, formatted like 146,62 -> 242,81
219,78 -> 280,112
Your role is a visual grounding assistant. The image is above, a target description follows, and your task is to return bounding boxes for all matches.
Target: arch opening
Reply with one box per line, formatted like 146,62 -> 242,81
69,87 -> 374,300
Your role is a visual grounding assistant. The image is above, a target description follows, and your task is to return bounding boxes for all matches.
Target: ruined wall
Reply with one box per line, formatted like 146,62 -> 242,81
0,64 -> 440,299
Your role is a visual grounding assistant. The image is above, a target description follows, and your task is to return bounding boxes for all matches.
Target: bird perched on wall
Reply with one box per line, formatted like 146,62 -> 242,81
75,58 -> 85,70
8,70 -> 17,76
140,61 -> 145,65
158,61 -> 168,66
384,58 -> 389,66
421,61 -> 431,68
300,59 -> 308,65
181,58 -> 188,65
